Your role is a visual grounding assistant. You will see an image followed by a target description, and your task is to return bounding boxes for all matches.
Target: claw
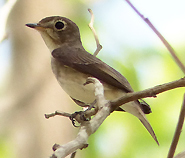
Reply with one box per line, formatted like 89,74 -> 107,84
69,111 -> 90,127
69,112 -> 79,127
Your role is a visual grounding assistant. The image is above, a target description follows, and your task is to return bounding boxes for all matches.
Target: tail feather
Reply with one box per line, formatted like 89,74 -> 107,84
121,101 -> 159,145
139,118 -> 159,145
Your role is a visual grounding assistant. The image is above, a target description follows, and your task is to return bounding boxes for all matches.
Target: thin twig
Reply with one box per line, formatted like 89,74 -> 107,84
167,94 -> 185,158
45,108 -> 97,121
88,8 -> 102,56
125,0 -> 185,74
45,110 -> 71,119
111,77 -> 185,110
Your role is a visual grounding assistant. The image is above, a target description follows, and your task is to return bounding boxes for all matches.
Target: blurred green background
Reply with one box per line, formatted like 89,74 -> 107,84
0,0 -> 185,158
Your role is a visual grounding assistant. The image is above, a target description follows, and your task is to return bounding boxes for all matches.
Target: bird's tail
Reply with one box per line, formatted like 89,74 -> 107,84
139,116 -> 159,145
121,101 -> 159,145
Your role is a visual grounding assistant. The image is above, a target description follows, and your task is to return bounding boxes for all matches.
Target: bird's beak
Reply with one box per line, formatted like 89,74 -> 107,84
26,23 -> 44,30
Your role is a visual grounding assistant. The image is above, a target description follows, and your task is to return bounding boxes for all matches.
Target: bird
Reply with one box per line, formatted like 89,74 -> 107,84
26,16 -> 159,145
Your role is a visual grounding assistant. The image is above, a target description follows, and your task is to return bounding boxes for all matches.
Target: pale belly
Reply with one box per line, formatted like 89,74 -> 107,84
55,67 -> 141,117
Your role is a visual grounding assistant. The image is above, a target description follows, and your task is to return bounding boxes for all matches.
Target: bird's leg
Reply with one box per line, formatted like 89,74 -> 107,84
85,99 -> 97,111
70,100 -> 97,127
69,111 -> 88,127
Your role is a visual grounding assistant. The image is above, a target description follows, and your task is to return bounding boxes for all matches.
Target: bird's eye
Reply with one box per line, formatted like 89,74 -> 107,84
55,21 -> 65,30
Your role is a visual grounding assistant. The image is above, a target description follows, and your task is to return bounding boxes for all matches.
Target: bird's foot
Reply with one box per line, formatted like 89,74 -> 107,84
69,111 -> 90,127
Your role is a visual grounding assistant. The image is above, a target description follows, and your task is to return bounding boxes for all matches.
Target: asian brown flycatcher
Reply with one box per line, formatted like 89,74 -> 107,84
26,16 -> 158,145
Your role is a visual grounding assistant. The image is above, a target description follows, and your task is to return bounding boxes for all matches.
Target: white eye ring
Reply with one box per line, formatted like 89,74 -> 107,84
54,20 -> 67,31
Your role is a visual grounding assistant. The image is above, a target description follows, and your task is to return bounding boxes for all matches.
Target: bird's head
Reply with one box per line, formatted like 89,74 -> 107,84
26,16 -> 82,52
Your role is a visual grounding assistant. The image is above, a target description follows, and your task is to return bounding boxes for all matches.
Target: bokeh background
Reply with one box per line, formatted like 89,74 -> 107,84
0,0 -> 185,158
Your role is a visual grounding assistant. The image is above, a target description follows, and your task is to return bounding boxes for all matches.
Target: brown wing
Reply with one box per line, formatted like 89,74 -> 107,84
52,46 -> 133,93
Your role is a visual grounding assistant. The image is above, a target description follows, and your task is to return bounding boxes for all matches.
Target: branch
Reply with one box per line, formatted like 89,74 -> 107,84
111,77 -> 185,110
125,0 -> 185,74
167,94 -> 185,158
88,8 -> 102,56
51,77 -> 110,158
45,109 -> 98,123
